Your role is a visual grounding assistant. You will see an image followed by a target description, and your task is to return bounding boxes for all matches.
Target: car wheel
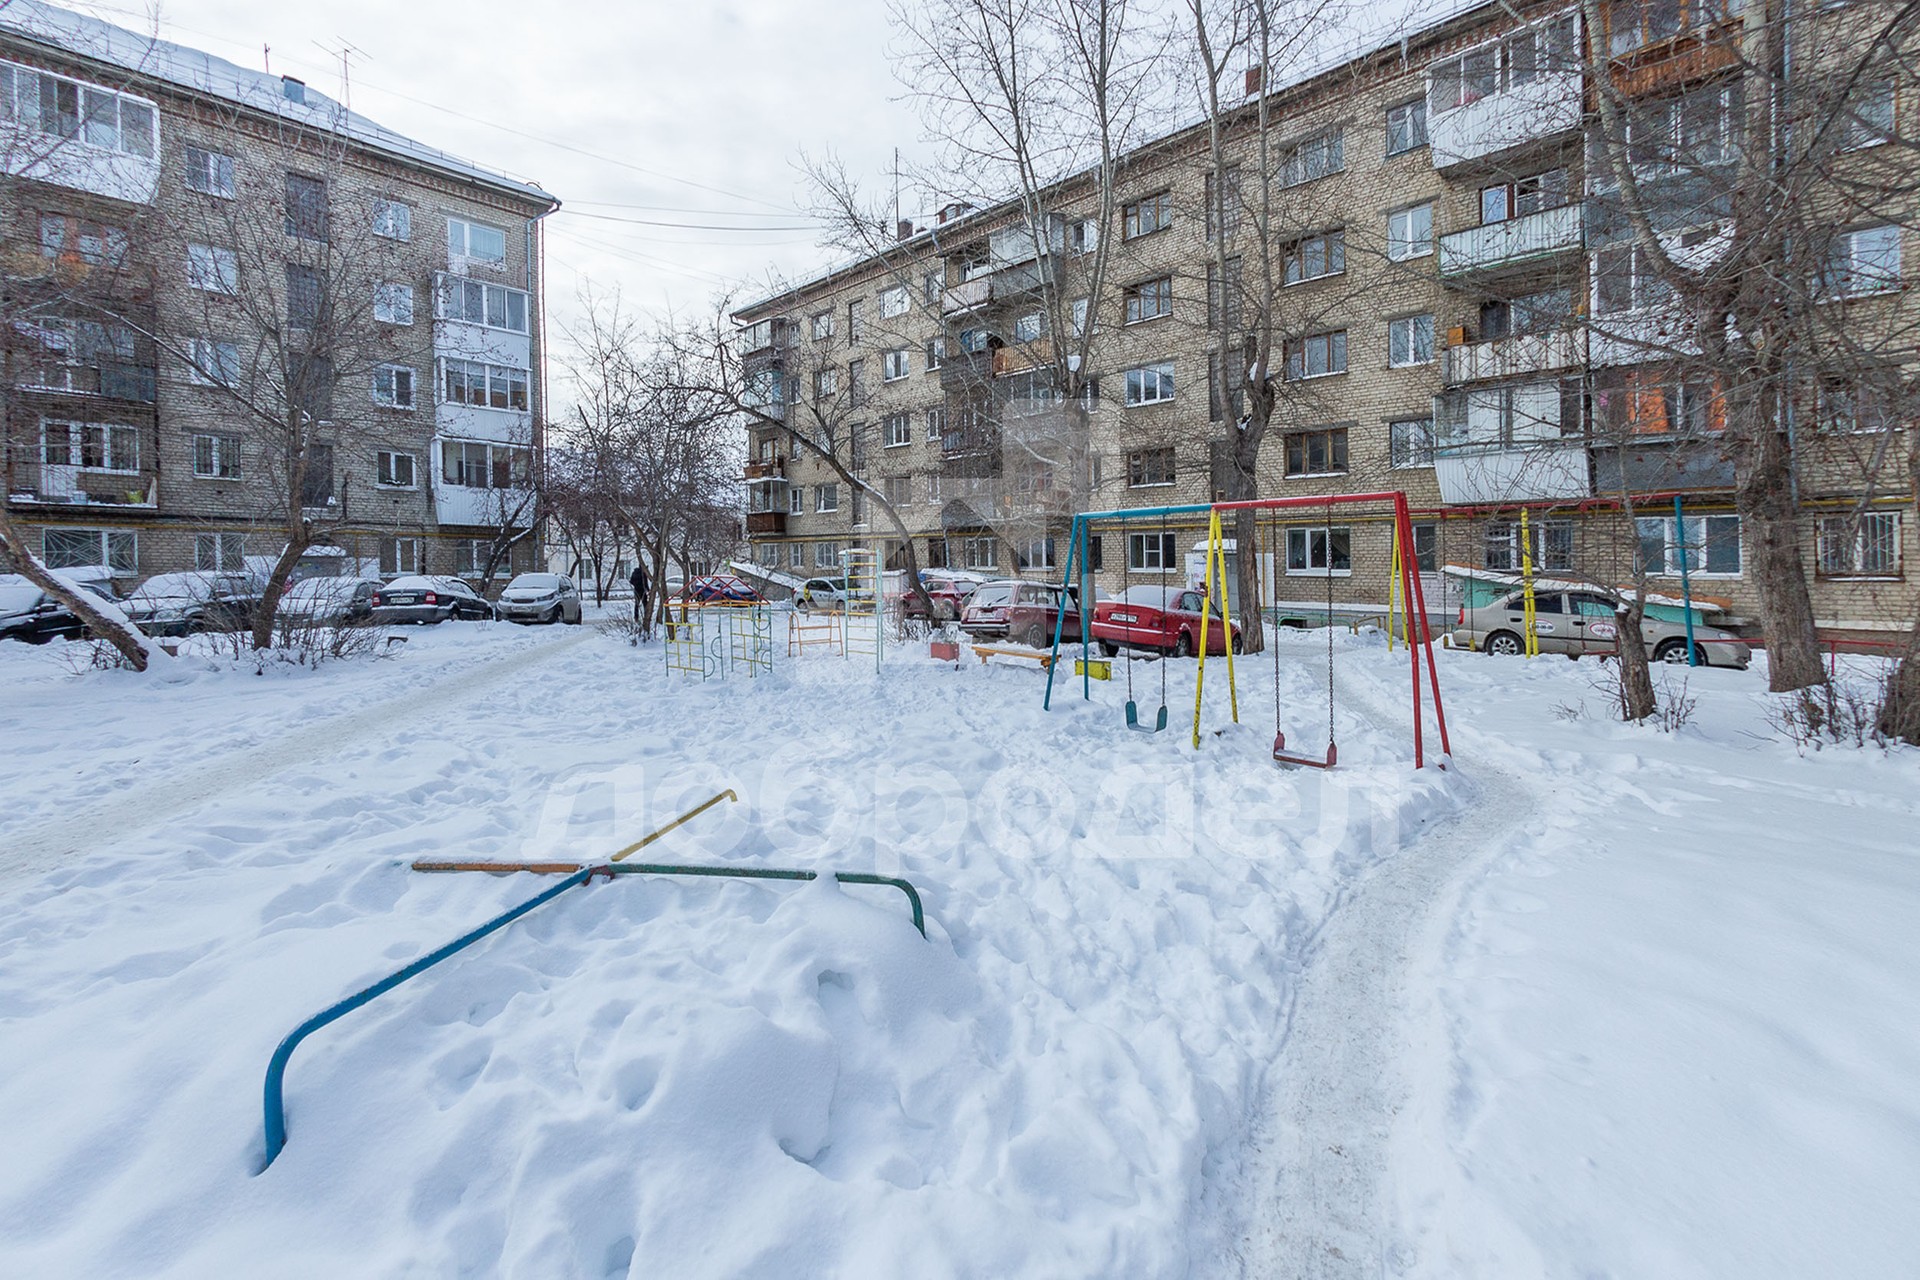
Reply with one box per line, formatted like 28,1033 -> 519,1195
1484,630 -> 1524,657
1022,623 -> 1048,649
1231,632 -> 1244,655
1173,631 -> 1193,658
1654,638 -> 1703,665
566,607 -> 582,625
545,605 -> 562,624
1098,640 -> 1119,658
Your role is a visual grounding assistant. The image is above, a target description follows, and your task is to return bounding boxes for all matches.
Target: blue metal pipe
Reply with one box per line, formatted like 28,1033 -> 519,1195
1674,494 -> 1700,666
260,869 -> 592,1170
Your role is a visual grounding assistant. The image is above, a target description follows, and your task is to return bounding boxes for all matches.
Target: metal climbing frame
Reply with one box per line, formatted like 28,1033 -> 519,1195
841,547 -> 883,670
663,599 -> 774,680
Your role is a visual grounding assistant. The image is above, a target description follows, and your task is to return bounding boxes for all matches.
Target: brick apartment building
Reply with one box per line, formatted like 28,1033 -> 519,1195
1,0 -> 558,588
735,0 -> 1916,643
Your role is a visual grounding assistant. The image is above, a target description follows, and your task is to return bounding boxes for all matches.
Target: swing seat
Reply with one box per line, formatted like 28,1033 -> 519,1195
1126,701 -> 1169,733
1271,731 -> 1338,769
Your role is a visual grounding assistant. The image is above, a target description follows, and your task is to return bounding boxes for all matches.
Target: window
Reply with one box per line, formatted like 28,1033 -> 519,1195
1626,82 -> 1740,174
1594,243 -> 1673,313
816,484 -> 839,513
789,543 -> 806,569
1204,257 -> 1246,333
811,311 -> 834,341
0,63 -> 155,156
958,537 -> 995,570
1284,426 -> 1349,476
925,335 -> 945,370
39,214 -> 129,267
1125,276 -> 1174,324
1816,512 -> 1900,577
436,277 -> 531,333
847,359 -> 867,407
1011,311 -> 1045,344
958,327 -> 991,354
285,174 -> 330,245
1444,381 -> 1577,448
192,433 -> 241,479
1389,315 -> 1435,367
884,475 -> 913,506
847,298 -> 866,342
374,364 -> 416,410
882,348 -> 911,382
1285,331 -> 1348,380
1412,522 -> 1439,573
1122,191 -> 1172,239
1819,226 -> 1902,297
1815,380 -> 1896,435
1018,537 -> 1056,570
187,243 -> 237,293
789,485 -> 804,515
194,532 -> 245,572
1127,532 -> 1178,571
926,471 -> 942,503
1483,288 -> 1574,338
883,412 -> 913,447
377,450 -> 417,488
441,359 -> 529,411
285,264 -> 322,328
1387,203 -> 1433,260
1635,513 -> 1742,576
184,145 -> 235,197
879,285 -> 910,318
374,283 -> 415,325
1386,99 -> 1428,155
43,527 -> 136,572
1391,418 -> 1436,468
1285,527 -> 1353,574
447,217 -> 507,263
372,198 -> 412,240
1844,79 -> 1895,149
1481,169 -> 1568,223
1205,166 -> 1242,239
922,271 -> 943,305
1609,0 -> 1726,56
42,420 -> 138,472
815,542 -> 842,569
187,338 -> 240,387
1486,518 -> 1574,572
926,406 -> 946,442
379,538 -> 420,576
1430,14 -> 1579,111
1124,362 -> 1175,406
1278,129 -> 1344,187
1208,351 -> 1245,424
1290,229 -> 1351,284
440,440 -> 530,489
1127,447 -> 1176,487
814,368 -> 838,401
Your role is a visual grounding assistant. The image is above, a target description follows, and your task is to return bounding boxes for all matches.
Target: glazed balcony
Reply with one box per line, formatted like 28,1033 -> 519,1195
745,510 -> 788,536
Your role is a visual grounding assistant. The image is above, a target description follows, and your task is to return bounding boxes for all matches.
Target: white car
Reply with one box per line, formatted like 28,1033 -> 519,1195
496,573 -> 583,624
277,576 -> 383,625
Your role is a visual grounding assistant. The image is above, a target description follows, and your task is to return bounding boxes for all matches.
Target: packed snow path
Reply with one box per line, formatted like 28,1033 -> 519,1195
0,628 -> 591,884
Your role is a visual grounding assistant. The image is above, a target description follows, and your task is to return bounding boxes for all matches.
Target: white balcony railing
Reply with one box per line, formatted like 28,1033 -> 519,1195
1429,70 -> 1584,168
1439,203 -> 1584,276
1444,328 -> 1583,384
941,278 -> 991,315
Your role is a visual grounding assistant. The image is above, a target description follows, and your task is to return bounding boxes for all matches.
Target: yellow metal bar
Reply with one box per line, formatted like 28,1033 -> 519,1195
609,789 -> 740,862
1387,529 -> 1403,652
1520,508 -> 1539,658
1194,508 -> 1226,749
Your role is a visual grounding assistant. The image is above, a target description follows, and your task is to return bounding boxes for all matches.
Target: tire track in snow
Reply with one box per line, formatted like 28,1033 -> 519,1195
0,629 -> 595,886
1204,643 -> 1530,1277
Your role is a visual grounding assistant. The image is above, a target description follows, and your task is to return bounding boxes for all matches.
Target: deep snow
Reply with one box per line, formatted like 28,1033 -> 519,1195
0,619 -> 1914,1278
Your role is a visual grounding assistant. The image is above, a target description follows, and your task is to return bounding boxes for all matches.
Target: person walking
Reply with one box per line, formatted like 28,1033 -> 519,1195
628,559 -> 652,641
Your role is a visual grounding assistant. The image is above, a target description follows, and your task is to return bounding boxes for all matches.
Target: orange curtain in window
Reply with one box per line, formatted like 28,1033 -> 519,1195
1627,371 -> 1670,434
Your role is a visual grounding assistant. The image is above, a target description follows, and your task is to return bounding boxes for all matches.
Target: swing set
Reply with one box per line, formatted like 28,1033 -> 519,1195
1043,491 -> 1451,769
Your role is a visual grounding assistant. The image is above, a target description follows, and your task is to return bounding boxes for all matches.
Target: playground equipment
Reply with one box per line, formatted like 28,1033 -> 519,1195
1122,511 -> 1172,734
663,598 -> 774,680
841,548 -> 883,670
260,793 -> 929,1169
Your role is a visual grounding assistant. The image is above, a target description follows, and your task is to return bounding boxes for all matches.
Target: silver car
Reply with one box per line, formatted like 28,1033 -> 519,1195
496,573 -> 583,624
1451,587 -> 1751,668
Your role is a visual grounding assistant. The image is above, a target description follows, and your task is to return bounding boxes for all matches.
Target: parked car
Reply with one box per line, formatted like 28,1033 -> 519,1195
277,576 -> 383,625
0,572 -> 123,644
921,574 -> 983,620
962,580 -> 1081,647
1450,587 -> 1752,668
370,575 -> 496,624
682,574 -> 765,603
123,571 -> 261,636
797,577 -> 850,610
1091,585 -> 1242,658
496,573 -> 583,624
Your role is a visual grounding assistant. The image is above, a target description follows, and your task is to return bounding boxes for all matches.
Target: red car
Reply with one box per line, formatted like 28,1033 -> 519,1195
1091,585 -> 1242,657
963,579 -> 1081,648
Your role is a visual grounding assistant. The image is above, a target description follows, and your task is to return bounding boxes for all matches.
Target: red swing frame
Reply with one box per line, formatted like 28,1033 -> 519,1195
1214,491 -> 1452,769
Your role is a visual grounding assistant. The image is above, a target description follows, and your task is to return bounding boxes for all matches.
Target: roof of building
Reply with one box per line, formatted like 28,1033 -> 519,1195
0,0 -> 559,210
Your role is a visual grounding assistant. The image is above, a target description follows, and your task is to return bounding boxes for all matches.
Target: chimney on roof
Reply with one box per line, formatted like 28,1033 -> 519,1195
281,75 -> 306,104
896,218 -> 915,242
1244,65 -> 1263,97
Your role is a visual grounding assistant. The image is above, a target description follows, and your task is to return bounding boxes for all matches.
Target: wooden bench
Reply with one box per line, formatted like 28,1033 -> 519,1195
971,644 -> 1055,670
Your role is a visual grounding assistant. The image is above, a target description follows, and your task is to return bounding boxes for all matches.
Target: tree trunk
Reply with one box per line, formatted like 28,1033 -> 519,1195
251,534 -> 310,650
1735,424 -> 1826,691
0,506 -> 156,671
1226,411 -> 1269,654
1877,613 -> 1920,744
1616,593 -> 1658,722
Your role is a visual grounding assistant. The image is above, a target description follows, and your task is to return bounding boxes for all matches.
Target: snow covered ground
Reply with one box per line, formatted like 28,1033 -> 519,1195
0,618 -> 1914,1277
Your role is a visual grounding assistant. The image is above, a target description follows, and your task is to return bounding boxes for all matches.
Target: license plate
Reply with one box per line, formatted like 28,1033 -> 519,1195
1111,611 -> 1136,623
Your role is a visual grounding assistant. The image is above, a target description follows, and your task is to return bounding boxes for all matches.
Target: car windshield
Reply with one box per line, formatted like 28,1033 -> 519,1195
128,574 -> 213,602
971,585 -> 1014,607
507,574 -> 561,591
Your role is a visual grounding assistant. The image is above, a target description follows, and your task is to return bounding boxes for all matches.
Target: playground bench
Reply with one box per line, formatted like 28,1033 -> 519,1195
972,644 -> 1054,670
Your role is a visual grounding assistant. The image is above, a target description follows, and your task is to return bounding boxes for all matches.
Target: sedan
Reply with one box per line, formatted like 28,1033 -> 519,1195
497,573 -> 583,624
1450,588 -> 1752,668
370,575 -> 496,624
1091,585 -> 1242,658
123,572 -> 261,636
0,574 -> 123,643
278,576 -> 383,625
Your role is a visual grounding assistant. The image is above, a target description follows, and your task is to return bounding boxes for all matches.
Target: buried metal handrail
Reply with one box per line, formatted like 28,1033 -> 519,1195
260,861 -> 929,1169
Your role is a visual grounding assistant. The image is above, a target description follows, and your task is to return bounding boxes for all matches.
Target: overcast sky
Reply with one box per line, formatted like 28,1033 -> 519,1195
68,0 -> 929,329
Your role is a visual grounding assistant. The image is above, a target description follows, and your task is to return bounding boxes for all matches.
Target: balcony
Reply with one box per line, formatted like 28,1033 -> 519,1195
743,458 -> 787,482
1433,446 -> 1590,504
1440,204 -> 1584,278
746,510 -> 788,536
992,338 -> 1053,378
941,278 -> 991,316
10,465 -> 157,507
939,349 -> 994,391
1430,73 -> 1584,169
1593,438 -> 1735,495
14,361 -> 158,403
1444,328 -> 1582,385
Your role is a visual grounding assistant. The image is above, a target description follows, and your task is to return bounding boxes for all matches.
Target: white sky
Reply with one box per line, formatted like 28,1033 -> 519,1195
65,0 -> 930,329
